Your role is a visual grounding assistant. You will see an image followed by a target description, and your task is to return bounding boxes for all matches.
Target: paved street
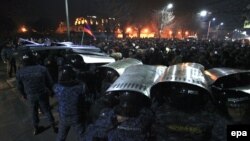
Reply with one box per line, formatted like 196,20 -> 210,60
0,62 -> 77,141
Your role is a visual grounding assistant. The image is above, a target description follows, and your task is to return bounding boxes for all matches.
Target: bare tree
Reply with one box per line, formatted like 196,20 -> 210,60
153,5 -> 175,38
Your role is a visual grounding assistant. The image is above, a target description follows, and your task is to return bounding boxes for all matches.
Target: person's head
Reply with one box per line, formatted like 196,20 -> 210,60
102,93 -> 120,108
104,70 -> 119,83
58,65 -> 77,85
69,55 -> 84,70
6,40 -> 14,47
152,83 -> 209,111
20,48 -> 35,66
225,90 -> 250,122
170,85 -> 208,111
114,91 -> 150,117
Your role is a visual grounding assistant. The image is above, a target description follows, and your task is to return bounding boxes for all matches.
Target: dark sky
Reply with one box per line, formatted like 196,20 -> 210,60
0,0 -> 205,22
1,0 -> 249,29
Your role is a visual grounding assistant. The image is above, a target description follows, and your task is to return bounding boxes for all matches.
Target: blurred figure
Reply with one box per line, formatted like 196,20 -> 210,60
221,89 -> 250,124
100,70 -> 119,95
1,40 -> 17,77
44,54 -> 58,82
88,94 -> 119,124
83,91 -> 153,141
54,65 -> 88,141
16,49 -> 57,135
151,83 -> 227,141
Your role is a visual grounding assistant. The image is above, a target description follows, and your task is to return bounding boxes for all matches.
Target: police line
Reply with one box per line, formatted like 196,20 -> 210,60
103,62 -> 250,105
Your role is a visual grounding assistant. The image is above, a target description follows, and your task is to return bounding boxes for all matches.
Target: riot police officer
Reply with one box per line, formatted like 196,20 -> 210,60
16,49 -> 57,135
1,40 -> 17,77
100,70 -> 119,95
150,83 -> 227,141
83,91 -> 153,141
221,88 -> 250,124
88,93 -> 119,124
53,65 -> 88,141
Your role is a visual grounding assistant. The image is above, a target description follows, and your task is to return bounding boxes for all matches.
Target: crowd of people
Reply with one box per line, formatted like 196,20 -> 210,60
1,37 -> 250,141
93,38 -> 250,70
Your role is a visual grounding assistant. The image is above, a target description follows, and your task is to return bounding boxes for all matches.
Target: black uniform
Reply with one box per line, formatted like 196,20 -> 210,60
54,82 -> 87,141
16,64 -> 56,132
151,104 -> 227,141
1,43 -> 17,77
84,92 -> 153,141
54,65 -> 89,141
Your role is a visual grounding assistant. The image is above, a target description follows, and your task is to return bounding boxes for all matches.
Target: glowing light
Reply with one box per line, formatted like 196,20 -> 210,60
117,28 -> 122,33
200,10 -> 208,17
126,27 -> 132,33
96,21 -> 98,25
167,3 -> 173,9
178,31 -> 181,35
185,31 -> 189,36
117,34 -> 123,38
21,26 -> 27,32
143,28 -> 149,33
169,30 -> 173,35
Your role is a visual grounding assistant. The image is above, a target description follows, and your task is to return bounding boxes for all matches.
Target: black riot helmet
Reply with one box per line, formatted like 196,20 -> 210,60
166,83 -> 209,111
58,64 -> 77,85
20,48 -> 35,66
68,55 -> 84,70
223,89 -> 250,122
114,91 -> 150,117
104,69 -> 119,83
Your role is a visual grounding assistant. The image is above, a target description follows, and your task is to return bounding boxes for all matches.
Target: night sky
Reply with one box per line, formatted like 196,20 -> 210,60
1,0 -> 249,29
1,0 -> 198,21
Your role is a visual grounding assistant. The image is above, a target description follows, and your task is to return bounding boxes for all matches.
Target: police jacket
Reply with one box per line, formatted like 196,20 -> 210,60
108,108 -> 154,141
16,64 -> 54,100
152,104 -> 226,141
54,82 -> 87,124
83,108 -> 153,141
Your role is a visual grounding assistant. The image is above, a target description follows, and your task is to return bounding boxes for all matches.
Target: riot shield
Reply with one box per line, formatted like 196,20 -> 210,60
106,65 -> 167,98
150,63 -> 211,109
99,58 -> 143,76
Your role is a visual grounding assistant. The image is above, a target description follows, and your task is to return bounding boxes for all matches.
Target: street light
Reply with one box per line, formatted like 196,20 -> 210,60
206,17 -> 217,39
167,3 -> 173,9
199,10 -> 215,39
200,10 -> 208,17
216,22 -> 224,39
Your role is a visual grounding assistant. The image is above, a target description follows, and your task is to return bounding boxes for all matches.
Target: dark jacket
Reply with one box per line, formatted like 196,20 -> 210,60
16,64 -> 54,99
54,82 -> 88,124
